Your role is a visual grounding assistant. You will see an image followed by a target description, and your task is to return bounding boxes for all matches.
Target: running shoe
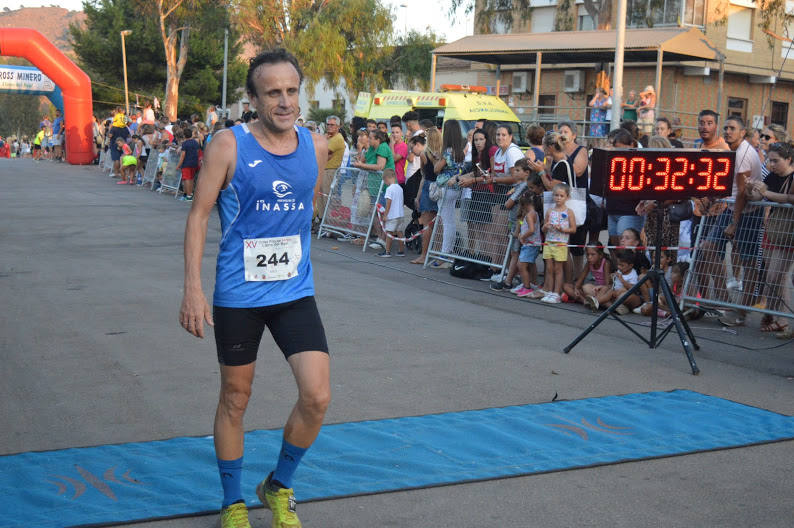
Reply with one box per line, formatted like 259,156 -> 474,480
480,272 -> 502,282
615,304 -> 630,315
541,293 -> 561,303
395,251 -> 406,257
583,295 -> 599,312
718,309 -> 746,327
376,251 -> 392,258
515,287 -> 534,297
256,473 -> 301,528
368,242 -> 383,249
490,280 -> 506,291
220,501 -> 252,528
338,233 -> 356,242
509,283 -> 524,294
528,289 -> 547,299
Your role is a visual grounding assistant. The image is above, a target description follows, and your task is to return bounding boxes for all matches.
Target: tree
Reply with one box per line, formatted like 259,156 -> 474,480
0,94 -> 44,138
755,0 -> 794,47
70,0 -> 246,118
449,0 -> 530,34
385,29 -> 442,91
232,0 -> 393,100
448,0 -> 620,32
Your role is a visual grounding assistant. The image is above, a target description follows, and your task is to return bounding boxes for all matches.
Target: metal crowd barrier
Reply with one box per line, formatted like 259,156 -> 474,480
682,198 -> 794,321
157,148 -> 183,198
317,167 -> 384,252
140,153 -> 159,189
424,186 -> 512,273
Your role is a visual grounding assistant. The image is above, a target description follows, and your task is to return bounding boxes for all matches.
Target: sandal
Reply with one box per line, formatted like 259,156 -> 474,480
761,319 -> 787,333
775,327 -> 794,340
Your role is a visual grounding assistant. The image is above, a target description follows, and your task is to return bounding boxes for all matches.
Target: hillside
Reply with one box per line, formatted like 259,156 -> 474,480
0,7 -> 85,57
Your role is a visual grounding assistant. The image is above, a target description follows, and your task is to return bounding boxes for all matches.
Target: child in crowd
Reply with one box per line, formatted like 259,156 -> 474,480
377,169 -> 405,257
637,259 -> 688,317
513,191 -> 543,297
596,250 -> 642,314
177,128 -> 200,202
116,137 -> 137,185
539,183 -> 577,303
496,163 -> 543,291
130,135 -> 145,184
563,243 -> 612,311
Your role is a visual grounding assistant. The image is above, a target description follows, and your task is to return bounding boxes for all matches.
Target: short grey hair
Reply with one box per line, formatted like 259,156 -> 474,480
558,121 -> 578,136
326,115 -> 340,125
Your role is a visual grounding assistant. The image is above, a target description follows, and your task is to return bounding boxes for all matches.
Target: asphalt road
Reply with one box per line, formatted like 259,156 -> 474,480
1,158 -> 792,527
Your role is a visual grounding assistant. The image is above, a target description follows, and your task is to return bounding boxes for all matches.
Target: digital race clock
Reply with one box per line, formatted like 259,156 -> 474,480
590,148 -> 736,200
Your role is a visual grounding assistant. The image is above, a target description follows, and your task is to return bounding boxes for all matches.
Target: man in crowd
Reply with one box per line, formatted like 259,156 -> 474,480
50,110 -> 65,161
697,109 -> 729,150
693,114 -> 762,327
401,111 -> 424,212
316,114 -> 346,226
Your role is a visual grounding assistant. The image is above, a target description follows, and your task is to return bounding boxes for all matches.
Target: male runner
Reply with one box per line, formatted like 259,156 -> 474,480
180,49 -> 330,528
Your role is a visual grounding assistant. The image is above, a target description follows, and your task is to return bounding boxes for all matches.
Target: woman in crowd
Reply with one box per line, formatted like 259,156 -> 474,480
479,124 -> 524,278
458,127 -> 498,255
622,90 -> 638,123
432,120 -> 467,267
353,129 -> 394,244
758,123 -> 789,178
605,128 -> 644,247
637,85 -> 656,136
747,141 -> 794,338
588,88 -> 609,137
540,122 -> 591,277
411,127 -> 442,264
636,135 -> 680,262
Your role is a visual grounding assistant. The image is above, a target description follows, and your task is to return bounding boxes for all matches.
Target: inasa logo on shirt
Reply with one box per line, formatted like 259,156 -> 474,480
272,180 -> 293,198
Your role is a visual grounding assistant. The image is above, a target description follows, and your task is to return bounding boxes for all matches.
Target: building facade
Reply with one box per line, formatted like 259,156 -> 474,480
439,0 -> 794,140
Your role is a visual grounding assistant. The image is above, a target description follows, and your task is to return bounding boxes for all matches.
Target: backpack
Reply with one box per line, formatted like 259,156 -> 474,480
449,251 -> 491,279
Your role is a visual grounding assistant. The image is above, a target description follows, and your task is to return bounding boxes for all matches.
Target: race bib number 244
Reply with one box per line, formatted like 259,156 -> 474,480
243,235 -> 301,281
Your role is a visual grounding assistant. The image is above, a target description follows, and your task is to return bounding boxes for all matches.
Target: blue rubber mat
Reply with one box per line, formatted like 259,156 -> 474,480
3,390 -> 793,528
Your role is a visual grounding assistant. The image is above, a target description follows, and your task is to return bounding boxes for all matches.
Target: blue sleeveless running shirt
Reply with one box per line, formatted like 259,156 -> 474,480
213,124 -> 317,308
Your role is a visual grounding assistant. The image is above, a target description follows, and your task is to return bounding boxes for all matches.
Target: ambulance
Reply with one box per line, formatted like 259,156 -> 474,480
354,85 -> 526,145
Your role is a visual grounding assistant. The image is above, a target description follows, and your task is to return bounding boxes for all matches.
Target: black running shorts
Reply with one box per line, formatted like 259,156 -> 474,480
213,296 -> 329,366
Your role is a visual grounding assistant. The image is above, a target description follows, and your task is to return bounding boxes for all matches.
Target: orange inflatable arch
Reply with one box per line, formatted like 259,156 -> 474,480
0,28 -> 93,165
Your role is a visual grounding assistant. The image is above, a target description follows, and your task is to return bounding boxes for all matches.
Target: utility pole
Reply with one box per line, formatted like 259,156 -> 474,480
611,0 -> 627,131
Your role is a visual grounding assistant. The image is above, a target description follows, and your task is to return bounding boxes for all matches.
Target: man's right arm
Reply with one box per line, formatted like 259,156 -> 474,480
180,129 -> 235,338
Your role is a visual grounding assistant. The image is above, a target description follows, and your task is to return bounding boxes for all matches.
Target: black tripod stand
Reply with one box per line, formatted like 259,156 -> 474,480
564,206 -> 700,375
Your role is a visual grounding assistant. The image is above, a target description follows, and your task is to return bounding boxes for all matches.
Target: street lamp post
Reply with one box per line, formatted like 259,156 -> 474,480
400,4 -> 407,35
120,30 -> 132,116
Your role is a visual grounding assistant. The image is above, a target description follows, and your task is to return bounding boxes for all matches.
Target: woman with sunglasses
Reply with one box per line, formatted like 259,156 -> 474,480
758,124 -> 789,179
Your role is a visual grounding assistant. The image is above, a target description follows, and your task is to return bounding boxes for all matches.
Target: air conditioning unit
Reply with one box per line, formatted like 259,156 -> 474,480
512,71 -> 532,93
563,70 -> 585,93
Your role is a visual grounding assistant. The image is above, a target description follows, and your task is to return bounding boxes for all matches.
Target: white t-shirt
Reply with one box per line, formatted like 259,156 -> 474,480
492,144 -> 523,176
405,129 -> 424,178
732,139 -> 762,199
613,268 -> 639,290
384,183 -> 404,221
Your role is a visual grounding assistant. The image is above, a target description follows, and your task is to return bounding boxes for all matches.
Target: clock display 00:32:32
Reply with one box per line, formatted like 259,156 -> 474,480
590,149 -> 736,200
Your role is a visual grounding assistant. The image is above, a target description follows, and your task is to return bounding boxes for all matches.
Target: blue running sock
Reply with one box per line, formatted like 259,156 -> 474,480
217,456 -> 244,508
271,439 -> 307,489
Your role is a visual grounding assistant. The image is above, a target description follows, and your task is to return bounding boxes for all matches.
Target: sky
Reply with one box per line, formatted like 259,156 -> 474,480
4,0 -> 474,43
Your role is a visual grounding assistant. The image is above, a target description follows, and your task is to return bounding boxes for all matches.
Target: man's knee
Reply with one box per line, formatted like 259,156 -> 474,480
219,382 -> 252,417
298,386 -> 331,418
